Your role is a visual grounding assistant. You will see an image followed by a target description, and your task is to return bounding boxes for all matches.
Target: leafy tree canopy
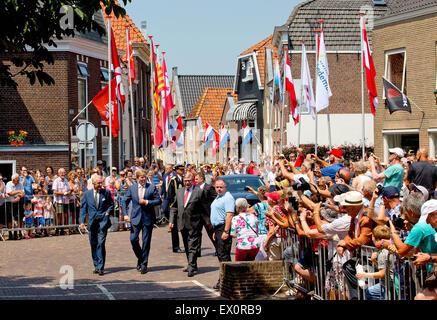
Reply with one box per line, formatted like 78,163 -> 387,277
0,0 -> 131,88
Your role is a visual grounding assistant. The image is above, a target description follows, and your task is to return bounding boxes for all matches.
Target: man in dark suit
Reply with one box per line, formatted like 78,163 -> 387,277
167,164 -> 185,253
79,175 -> 114,276
194,172 -> 217,257
169,172 -> 204,277
122,169 -> 162,274
160,164 -> 174,223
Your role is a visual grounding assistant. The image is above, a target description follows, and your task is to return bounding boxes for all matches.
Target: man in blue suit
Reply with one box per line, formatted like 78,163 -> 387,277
123,169 -> 162,274
79,175 -> 114,276
160,164 -> 174,223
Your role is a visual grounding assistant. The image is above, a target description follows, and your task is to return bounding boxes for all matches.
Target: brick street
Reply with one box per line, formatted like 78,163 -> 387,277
0,226 -> 227,300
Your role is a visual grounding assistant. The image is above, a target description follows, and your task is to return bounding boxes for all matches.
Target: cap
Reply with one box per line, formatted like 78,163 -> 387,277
408,183 -> 429,201
340,191 -> 364,206
174,164 -> 185,171
328,184 -> 350,196
265,191 -> 281,202
381,186 -> 400,199
388,147 -> 405,158
111,167 -> 117,171
97,160 -> 103,165
419,200 -> 437,223
328,149 -> 343,158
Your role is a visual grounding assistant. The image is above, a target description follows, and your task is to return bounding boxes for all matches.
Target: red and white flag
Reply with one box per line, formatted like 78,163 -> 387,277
162,55 -> 174,145
361,16 -> 378,116
285,50 -> 298,125
125,27 -> 135,83
212,129 -> 220,156
110,27 -> 126,111
92,78 -> 119,137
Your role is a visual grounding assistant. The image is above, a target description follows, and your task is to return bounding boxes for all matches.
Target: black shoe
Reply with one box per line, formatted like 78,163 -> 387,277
140,266 -> 148,274
98,270 -> 105,276
188,270 -> 197,277
213,280 -> 220,290
173,248 -> 185,253
137,264 -> 141,272
183,267 -> 197,272
93,269 -> 99,274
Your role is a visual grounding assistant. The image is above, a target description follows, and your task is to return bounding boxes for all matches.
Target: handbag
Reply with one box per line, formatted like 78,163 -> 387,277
326,252 -> 337,273
424,263 -> 437,288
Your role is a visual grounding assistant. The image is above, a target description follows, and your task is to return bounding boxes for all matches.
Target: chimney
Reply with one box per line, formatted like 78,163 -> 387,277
140,20 -> 147,37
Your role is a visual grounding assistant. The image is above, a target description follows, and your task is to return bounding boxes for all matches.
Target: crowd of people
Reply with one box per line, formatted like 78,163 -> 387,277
1,146 -> 437,299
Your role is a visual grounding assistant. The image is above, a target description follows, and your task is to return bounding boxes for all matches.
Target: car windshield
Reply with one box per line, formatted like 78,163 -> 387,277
222,176 -> 264,193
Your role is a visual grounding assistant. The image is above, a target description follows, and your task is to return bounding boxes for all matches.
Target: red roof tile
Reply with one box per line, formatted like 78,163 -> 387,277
101,1 -> 148,62
188,88 -> 237,130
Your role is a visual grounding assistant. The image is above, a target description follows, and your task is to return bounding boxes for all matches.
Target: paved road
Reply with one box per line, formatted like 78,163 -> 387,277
0,225 -> 226,300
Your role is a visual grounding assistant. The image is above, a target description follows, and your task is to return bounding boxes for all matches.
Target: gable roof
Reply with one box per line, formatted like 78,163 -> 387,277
177,75 -> 235,118
101,1 -> 148,62
239,35 -> 278,87
76,10 -> 108,45
383,0 -> 437,17
281,0 -> 395,51
187,88 -> 237,130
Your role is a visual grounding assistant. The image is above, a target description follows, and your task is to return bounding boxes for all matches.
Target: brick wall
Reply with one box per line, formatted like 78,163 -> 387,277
373,13 -> 437,157
220,261 -> 283,300
0,151 -> 69,173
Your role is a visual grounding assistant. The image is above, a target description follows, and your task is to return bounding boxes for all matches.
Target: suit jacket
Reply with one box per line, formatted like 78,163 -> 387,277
169,186 -> 203,231
79,188 -> 114,228
199,183 -> 217,226
122,182 -> 162,226
342,210 -> 374,252
167,175 -> 183,208
160,172 -> 174,198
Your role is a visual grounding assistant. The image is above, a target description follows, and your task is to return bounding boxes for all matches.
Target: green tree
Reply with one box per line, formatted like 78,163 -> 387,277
0,0 -> 131,88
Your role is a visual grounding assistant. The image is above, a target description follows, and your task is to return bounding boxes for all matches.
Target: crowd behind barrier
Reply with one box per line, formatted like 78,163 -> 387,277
1,149 -> 437,300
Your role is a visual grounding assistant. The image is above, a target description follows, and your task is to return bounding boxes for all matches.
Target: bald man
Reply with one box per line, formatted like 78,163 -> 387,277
406,148 -> 437,199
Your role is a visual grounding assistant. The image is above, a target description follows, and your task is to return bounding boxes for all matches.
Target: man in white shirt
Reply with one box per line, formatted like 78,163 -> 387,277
5,173 -> 25,239
53,168 -> 71,235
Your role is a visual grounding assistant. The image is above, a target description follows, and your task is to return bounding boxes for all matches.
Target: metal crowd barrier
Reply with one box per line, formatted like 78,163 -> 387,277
0,191 -> 167,241
282,228 -> 426,300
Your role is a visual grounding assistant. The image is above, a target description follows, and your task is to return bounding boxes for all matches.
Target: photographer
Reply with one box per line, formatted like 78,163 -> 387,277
374,186 -> 403,228
369,148 -> 405,192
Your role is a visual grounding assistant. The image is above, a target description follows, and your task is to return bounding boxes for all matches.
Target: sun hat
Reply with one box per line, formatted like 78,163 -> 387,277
340,191 -> 364,206
418,199 -> 437,223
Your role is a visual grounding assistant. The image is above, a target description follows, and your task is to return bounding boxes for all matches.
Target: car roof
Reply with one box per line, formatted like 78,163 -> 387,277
220,174 -> 259,179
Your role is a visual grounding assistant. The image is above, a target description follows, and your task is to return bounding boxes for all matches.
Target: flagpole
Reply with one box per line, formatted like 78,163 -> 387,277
360,13 -> 366,160
125,26 -> 137,158
281,50 -> 286,152
108,16 -> 112,171
320,21 -> 332,152
298,41 -> 305,147
314,30 -> 319,157
271,56 -> 276,160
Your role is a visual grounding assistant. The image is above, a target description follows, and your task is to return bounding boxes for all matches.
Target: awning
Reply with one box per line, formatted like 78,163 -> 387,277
226,101 -> 257,121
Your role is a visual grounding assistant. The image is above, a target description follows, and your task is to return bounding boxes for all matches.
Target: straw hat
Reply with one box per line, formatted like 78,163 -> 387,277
340,191 -> 364,206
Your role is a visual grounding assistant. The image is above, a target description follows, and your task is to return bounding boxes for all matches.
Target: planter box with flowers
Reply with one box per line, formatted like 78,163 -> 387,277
8,130 -> 28,146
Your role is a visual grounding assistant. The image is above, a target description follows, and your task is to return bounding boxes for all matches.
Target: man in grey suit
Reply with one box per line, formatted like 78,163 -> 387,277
169,172 -> 204,277
122,169 -> 162,274
79,175 -> 114,276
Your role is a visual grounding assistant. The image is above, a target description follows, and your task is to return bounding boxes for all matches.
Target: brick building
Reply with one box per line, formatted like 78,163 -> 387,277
373,0 -> 437,162
272,0 -> 395,155
0,9 -> 151,180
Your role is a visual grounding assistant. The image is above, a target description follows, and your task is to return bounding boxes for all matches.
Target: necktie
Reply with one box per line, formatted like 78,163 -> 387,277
94,191 -> 99,208
184,189 -> 189,207
139,185 -> 144,200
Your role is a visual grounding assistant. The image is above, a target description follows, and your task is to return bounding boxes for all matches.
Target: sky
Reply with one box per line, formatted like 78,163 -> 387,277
125,0 -> 304,76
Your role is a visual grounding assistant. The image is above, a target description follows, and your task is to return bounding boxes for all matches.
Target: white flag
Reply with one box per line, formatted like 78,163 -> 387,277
301,43 -> 316,119
315,26 -> 332,112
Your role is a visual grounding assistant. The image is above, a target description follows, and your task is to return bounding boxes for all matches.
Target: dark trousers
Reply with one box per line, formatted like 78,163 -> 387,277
89,216 -> 111,271
342,257 -> 359,300
164,200 -> 180,250
130,221 -> 153,268
197,218 -> 216,257
181,226 -> 202,272
213,224 -> 232,262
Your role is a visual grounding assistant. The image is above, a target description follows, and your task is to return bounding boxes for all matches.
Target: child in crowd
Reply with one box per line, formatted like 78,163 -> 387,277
22,201 -> 34,239
356,225 -> 394,300
43,196 -> 55,237
31,188 -> 46,237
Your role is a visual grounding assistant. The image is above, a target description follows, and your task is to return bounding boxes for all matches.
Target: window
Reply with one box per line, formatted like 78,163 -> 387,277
382,129 -> 418,163
385,49 -> 407,96
77,63 -> 88,120
241,57 -> 254,82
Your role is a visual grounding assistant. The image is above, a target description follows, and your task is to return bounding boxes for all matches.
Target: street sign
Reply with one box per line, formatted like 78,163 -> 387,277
78,141 -> 94,150
76,122 -> 96,142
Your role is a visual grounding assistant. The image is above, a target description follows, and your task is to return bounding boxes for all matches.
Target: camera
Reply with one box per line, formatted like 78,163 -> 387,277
289,195 -> 299,211
392,216 -> 406,231
244,186 -> 251,192
375,184 -> 384,196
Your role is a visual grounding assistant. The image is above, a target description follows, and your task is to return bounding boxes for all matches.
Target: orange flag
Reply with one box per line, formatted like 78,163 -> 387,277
126,27 -> 135,83
92,78 -> 119,137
